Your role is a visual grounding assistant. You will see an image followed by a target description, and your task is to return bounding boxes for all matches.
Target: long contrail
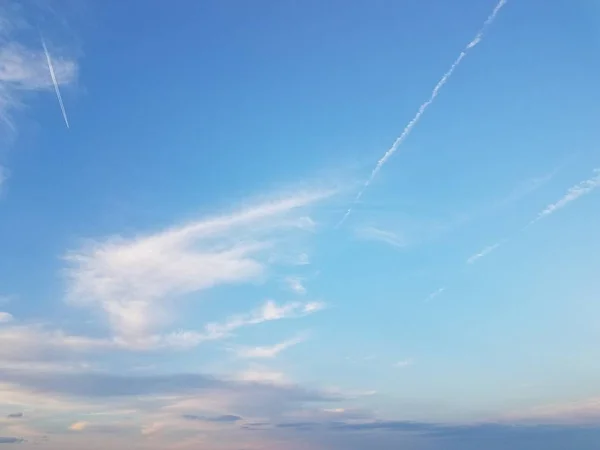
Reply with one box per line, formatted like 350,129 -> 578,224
338,0 -> 507,226
41,36 -> 70,129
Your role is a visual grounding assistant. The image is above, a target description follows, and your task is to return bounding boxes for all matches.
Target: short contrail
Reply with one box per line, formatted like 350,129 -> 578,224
41,36 -> 70,128
338,0 -> 507,226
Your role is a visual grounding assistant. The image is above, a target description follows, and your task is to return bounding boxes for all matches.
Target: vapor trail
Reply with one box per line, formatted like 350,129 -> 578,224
41,36 -> 70,128
338,0 -> 507,226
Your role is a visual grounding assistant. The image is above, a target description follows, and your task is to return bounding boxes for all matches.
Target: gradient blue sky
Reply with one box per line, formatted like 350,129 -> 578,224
1,0 -> 600,448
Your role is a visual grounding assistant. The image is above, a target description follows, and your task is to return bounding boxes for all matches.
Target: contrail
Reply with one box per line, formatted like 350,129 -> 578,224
338,0 -> 507,226
41,36 -> 70,128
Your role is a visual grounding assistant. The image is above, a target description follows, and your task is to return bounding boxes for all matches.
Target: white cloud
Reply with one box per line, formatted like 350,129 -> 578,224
0,6 -> 78,195
296,253 -> 310,265
159,300 -> 323,350
466,241 -> 503,264
64,190 -> 333,340
284,276 -> 307,295
236,334 -> 307,359
0,36 -> 77,130
0,324 -> 113,365
394,359 -> 414,368
535,169 -> 600,221
236,368 -> 286,384
424,287 -> 445,302
0,42 -> 76,89
355,226 -> 405,248
504,397 -> 600,425
141,421 -> 164,436
68,421 -> 88,431
0,312 -> 13,323
0,298 -> 324,362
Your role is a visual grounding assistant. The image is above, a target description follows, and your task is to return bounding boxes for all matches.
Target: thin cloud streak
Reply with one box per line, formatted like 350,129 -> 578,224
355,226 -> 405,248
466,241 -> 503,264
338,0 -> 507,226
424,287 -> 445,302
157,300 -> 324,350
533,169 -> 600,223
493,170 -> 558,212
236,334 -> 308,359
41,36 -> 70,128
0,35 -> 77,131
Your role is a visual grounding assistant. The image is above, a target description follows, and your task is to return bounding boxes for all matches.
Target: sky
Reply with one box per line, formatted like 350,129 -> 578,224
1,0 -> 600,448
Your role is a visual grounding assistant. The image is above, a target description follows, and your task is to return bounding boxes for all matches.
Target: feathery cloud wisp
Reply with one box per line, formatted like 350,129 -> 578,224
65,189 -> 333,340
0,323 -> 114,365
41,36 -> 70,128
534,169 -> 600,222
338,0 -> 507,226
285,276 -> 307,295
236,334 -> 308,359
424,287 -> 445,302
0,312 -> 13,323
236,368 -> 286,384
355,226 -> 405,248
395,359 -> 414,368
0,33 -> 77,131
504,396 -> 600,424
158,300 -> 323,349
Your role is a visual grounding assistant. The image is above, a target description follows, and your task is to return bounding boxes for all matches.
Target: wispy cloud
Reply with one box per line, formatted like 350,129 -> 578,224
285,276 -> 307,295
236,334 -> 308,359
466,168 -> 599,267
394,359 -> 414,368
495,171 -> 558,210
0,26 -> 77,131
159,301 -> 323,350
0,312 -> 13,323
0,299 -> 324,366
0,367 -> 338,415
466,241 -> 503,264
504,397 -> 600,425
534,169 -> 600,222
0,166 -> 7,193
338,0 -> 507,226
355,226 -> 405,248
64,189 -> 333,341
68,421 -> 88,431
0,323 -> 113,365
424,287 -> 445,302
236,367 -> 286,384
41,36 -> 70,128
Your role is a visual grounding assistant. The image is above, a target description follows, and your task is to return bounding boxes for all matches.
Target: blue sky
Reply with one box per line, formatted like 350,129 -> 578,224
1,0 -> 600,448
